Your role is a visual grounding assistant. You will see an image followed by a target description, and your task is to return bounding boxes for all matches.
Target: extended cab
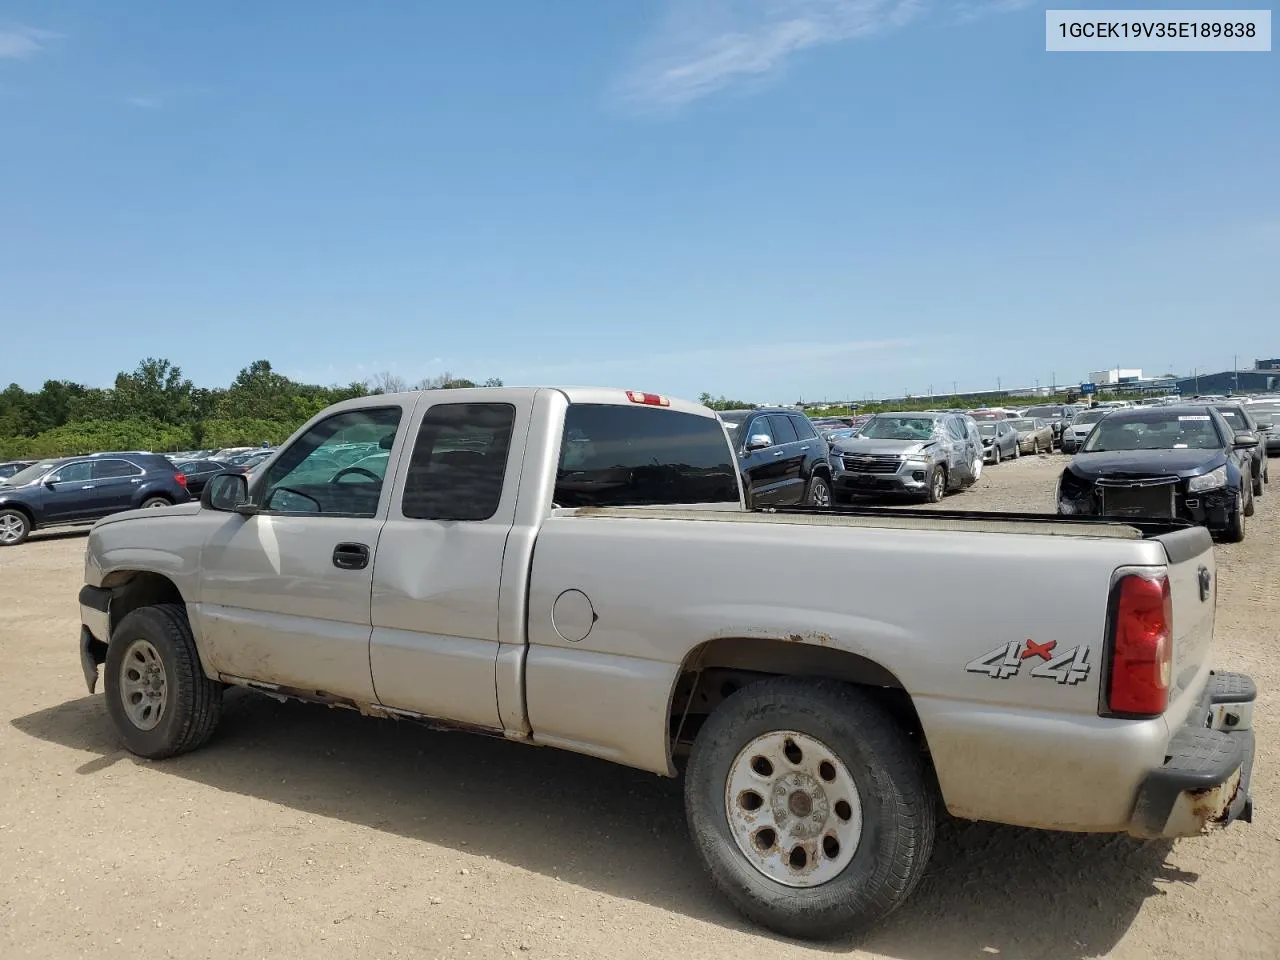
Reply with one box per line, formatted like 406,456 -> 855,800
77,387 -> 1256,940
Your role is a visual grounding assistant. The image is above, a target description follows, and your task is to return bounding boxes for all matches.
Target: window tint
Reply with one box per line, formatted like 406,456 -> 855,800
401,403 -> 515,521
769,415 -> 799,444
792,416 -> 818,441
93,459 -> 143,480
52,461 -> 93,483
260,407 -> 402,516
555,404 -> 738,508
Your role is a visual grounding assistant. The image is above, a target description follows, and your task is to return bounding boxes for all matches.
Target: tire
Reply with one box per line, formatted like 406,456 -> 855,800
1243,482 -> 1256,518
992,446 -> 1001,465
0,508 -> 32,547
140,496 -> 172,510
967,455 -> 982,486
1221,488 -> 1246,543
684,678 -> 936,941
924,465 -> 946,504
806,474 -> 832,508
104,603 -> 223,760
1252,467 -> 1263,498
1013,442 -> 1020,459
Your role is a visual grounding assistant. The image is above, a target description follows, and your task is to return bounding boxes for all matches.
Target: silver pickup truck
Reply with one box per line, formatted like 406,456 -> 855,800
77,387 -> 1257,940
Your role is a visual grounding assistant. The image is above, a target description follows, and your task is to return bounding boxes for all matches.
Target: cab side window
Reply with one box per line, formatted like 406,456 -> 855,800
400,403 -> 515,521
769,415 -> 799,444
51,461 -> 93,483
93,459 -> 143,480
791,416 -> 818,441
260,407 -> 402,516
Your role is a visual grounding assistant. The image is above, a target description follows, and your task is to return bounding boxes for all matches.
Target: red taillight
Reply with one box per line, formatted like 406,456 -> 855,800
174,472 -> 187,488
1107,574 -> 1173,716
627,390 -> 670,407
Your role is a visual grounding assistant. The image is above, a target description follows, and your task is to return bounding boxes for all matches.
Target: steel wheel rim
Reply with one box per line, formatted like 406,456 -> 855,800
144,499 -> 167,509
119,639 -> 168,731
724,730 -> 864,888
932,471 -> 945,500
812,481 -> 830,507
0,514 -> 25,544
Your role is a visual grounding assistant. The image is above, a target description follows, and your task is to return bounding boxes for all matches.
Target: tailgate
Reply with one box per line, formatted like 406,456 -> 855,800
1156,526 -> 1216,720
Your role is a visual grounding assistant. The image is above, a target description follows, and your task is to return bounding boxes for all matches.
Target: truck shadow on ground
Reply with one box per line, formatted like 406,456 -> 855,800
13,691 -> 1197,960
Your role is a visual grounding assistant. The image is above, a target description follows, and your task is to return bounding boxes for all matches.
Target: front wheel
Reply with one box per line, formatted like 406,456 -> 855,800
104,604 -> 223,759
684,679 -> 936,940
1253,468 -> 1263,498
806,474 -> 832,508
924,466 -> 946,503
1244,482 -> 1256,517
1221,488 -> 1247,543
0,508 -> 32,547
992,446 -> 1001,465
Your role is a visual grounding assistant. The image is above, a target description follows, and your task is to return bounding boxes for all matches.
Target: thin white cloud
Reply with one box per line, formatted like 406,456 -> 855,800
613,0 -> 928,110
125,95 -> 161,109
0,25 -> 61,60
613,0 -> 1033,110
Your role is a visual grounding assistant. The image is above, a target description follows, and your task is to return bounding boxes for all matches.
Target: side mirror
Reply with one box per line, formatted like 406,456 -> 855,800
201,471 -> 253,514
1233,434 -> 1259,449
745,435 -> 772,452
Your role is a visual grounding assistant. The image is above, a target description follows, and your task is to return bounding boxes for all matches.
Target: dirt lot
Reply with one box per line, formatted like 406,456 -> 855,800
2,454 -> 1277,960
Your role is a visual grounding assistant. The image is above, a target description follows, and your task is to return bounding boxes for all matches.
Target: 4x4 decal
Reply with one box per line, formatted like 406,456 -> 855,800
965,640 -> 1091,685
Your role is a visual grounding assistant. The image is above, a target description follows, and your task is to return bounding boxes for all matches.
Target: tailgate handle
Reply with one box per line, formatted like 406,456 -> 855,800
333,542 -> 371,570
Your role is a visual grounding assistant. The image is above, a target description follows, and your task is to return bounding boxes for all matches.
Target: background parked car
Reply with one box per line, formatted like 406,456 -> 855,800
1021,404 -> 1079,443
0,453 -> 191,547
831,411 -> 981,503
1245,398 -> 1280,456
1059,407 -> 1112,454
718,408 -> 833,507
172,459 -> 231,495
1007,418 -> 1054,454
978,420 -> 1021,463
0,460 -> 34,480
1212,403 -> 1269,495
1056,405 -> 1258,542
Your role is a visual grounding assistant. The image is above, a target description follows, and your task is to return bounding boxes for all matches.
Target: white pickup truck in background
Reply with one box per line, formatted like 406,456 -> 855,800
77,386 -> 1256,939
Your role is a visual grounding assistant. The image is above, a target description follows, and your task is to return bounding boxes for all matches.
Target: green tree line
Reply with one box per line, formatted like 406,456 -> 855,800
0,359 -> 502,460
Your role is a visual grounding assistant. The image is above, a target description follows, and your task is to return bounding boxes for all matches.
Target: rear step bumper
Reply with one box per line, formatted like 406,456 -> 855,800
1128,671 -> 1256,839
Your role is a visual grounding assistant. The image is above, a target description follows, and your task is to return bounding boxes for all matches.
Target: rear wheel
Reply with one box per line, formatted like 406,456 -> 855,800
140,496 -> 171,509
1244,482 -> 1256,517
1252,466 -> 1263,498
684,678 -> 936,940
0,509 -> 32,547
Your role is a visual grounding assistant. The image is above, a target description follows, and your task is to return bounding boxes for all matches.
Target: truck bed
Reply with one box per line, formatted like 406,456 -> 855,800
570,503 -> 1199,540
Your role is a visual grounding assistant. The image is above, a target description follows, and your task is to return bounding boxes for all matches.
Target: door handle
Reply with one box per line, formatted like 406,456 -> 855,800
332,542 -> 370,570
80,485 -> 95,490
773,450 -> 784,457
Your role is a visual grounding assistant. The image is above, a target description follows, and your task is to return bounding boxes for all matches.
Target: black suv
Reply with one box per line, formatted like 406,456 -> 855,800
718,408 -> 833,507
0,453 -> 191,546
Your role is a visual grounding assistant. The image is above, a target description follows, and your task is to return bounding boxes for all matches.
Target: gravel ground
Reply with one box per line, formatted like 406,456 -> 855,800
2,454 -> 1276,960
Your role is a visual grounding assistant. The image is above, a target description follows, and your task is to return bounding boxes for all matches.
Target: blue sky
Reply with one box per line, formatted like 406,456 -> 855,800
2,2 -> 1276,403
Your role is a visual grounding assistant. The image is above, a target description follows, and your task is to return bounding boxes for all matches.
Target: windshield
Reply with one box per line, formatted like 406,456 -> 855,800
1008,420 -> 1035,431
2,460 -> 57,486
1074,410 -> 1107,425
1023,407 -> 1058,419
858,417 -> 936,441
978,424 -> 997,437
1082,414 -> 1224,452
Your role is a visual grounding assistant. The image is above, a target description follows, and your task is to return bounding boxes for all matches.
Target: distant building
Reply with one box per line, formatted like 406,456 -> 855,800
1255,358 -> 1280,371
1173,369 -> 1280,396
1088,368 -> 1143,385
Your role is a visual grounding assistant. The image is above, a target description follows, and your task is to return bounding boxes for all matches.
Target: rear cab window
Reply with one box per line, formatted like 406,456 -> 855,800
555,404 -> 739,508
